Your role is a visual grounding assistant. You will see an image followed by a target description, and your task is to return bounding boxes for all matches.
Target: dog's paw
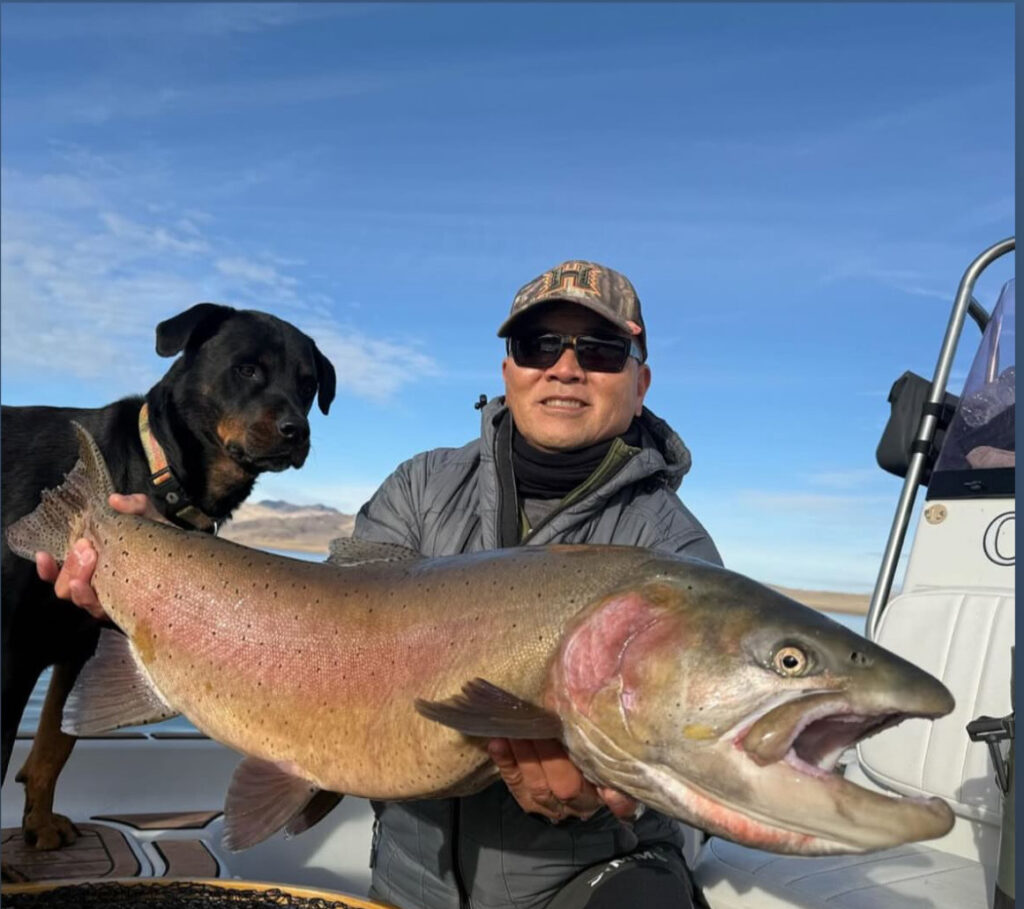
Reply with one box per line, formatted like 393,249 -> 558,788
1,861 -> 31,883
22,812 -> 79,850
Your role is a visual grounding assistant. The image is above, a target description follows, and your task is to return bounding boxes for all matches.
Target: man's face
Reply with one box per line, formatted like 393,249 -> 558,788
502,302 -> 651,453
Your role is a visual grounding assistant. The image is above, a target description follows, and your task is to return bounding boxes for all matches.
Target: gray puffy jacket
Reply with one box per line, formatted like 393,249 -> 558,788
353,398 -> 721,909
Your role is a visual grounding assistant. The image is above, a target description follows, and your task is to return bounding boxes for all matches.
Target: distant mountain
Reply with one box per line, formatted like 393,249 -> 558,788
219,500 -> 355,553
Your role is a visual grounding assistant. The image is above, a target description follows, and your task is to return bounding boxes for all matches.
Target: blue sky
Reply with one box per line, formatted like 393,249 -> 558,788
1,3 -> 1015,593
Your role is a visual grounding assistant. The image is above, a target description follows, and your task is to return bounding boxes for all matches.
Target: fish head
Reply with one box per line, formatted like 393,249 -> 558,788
549,557 -> 955,855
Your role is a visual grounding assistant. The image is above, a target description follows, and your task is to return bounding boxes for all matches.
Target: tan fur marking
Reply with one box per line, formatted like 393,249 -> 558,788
15,663 -> 81,850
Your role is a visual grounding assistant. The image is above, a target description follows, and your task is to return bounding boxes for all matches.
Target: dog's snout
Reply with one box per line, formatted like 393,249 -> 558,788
277,416 -> 309,443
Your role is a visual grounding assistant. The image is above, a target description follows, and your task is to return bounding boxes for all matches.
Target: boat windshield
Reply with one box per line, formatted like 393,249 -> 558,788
928,278 -> 1015,499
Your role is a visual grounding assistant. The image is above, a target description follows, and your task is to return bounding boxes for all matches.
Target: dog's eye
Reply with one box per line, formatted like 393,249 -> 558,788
236,364 -> 259,380
299,378 -> 317,399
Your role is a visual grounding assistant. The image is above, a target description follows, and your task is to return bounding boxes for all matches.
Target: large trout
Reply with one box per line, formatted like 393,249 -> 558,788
7,425 -> 955,856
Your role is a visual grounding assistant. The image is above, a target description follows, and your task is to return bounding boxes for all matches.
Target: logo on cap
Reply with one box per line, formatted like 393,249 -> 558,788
543,263 -> 600,296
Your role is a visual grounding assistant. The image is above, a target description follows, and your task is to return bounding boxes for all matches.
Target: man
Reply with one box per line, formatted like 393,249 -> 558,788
40,260 -> 721,909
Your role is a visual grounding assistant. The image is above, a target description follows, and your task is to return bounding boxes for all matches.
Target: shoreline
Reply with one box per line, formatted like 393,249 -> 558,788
227,538 -> 871,616
768,586 -> 869,616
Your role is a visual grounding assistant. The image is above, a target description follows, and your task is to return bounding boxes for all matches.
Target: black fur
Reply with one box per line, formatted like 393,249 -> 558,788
1,303 -> 336,792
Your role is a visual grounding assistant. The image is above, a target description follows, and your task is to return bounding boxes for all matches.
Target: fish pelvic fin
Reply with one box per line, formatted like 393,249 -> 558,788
285,789 -> 345,837
415,678 -> 564,739
5,421 -> 115,563
62,629 -> 178,735
223,757 -> 333,852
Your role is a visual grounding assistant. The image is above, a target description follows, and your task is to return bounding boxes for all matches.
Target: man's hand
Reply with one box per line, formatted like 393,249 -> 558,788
487,738 -> 638,822
35,493 -> 158,621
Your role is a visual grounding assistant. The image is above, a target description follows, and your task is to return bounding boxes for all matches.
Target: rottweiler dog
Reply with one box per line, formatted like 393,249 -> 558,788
1,302 -> 336,855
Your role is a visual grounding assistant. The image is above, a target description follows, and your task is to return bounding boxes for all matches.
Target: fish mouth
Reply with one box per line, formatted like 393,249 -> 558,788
739,691 -> 904,772
720,690 -> 955,851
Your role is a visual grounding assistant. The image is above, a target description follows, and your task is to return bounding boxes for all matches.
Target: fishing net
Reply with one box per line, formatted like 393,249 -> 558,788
2,880 -> 364,909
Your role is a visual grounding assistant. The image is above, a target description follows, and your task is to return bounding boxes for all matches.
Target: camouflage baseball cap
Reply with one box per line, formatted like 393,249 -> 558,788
497,260 -> 647,361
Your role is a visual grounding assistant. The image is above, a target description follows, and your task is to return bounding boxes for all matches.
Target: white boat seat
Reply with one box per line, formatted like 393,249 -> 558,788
857,588 -> 1014,827
694,589 -> 1013,909
694,837 -> 990,909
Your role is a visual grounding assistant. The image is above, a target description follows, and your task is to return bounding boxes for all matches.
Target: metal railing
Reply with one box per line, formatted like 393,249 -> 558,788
865,236 -> 1015,639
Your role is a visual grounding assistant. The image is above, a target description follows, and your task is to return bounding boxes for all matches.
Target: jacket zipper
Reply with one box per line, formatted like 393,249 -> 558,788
521,440 -> 638,544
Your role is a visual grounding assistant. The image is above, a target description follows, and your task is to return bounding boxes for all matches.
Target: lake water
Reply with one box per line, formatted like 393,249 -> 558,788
18,546 -> 867,736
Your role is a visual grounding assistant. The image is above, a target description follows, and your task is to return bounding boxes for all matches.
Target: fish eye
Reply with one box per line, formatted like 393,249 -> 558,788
772,645 -> 809,677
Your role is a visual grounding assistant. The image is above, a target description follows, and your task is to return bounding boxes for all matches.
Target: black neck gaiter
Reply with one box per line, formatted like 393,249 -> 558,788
511,419 -> 642,499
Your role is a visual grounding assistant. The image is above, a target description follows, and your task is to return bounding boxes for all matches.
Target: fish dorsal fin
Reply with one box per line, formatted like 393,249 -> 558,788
223,757 -> 328,851
415,678 -> 564,739
62,630 -> 178,735
327,537 -> 423,567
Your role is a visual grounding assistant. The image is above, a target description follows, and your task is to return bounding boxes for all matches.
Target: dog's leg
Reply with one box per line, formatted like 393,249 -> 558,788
16,661 -> 82,850
1,651 -> 41,786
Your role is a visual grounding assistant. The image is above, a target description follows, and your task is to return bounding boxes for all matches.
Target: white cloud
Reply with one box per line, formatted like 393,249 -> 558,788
735,490 -> 891,514
807,468 -> 885,490
2,4 -> 371,42
1,155 -> 439,406
215,257 -> 299,293
100,212 -> 210,256
301,321 -> 440,403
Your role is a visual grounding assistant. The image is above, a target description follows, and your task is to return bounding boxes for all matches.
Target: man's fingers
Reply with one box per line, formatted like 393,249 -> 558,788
48,540 -> 107,620
35,552 -> 59,583
527,739 -> 602,814
487,738 -> 524,785
597,786 -> 640,820
489,738 -> 603,821
110,493 -> 159,521
489,739 -> 564,820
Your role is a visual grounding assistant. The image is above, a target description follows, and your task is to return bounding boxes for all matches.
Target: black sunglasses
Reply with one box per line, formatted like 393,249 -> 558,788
508,332 -> 643,373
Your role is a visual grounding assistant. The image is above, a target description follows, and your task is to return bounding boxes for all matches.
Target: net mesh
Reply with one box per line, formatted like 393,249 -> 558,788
2,880 -> 364,909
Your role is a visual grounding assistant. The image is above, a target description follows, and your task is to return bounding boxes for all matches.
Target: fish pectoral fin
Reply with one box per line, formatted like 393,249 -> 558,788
223,757 -> 323,852
61,629 -> 178,735
327,537 -> 423,567
415,678 -> 563,739
285,789 -> 345,837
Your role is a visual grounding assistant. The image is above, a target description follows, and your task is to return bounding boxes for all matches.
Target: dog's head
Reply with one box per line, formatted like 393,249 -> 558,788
156,302 -> 336,475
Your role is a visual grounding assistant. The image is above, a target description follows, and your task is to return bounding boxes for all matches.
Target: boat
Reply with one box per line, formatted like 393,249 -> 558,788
2,240 -> 1015,907
693,238 -> 1016,908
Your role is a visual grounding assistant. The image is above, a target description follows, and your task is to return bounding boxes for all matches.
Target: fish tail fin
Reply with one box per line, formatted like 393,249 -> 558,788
5,421 -> 115,562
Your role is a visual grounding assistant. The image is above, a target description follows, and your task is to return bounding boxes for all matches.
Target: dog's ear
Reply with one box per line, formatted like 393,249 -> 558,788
313,344 -> 337,415
156,303 -> 236,357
